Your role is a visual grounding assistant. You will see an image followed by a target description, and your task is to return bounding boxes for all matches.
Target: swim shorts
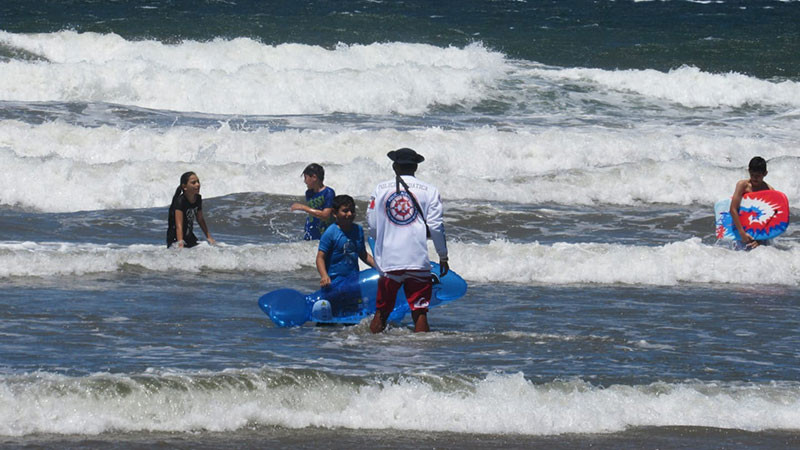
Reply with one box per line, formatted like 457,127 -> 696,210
376,270 -> 432,315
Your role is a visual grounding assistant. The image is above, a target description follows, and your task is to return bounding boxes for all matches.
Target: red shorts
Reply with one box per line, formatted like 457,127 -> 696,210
376,270 -> 432,315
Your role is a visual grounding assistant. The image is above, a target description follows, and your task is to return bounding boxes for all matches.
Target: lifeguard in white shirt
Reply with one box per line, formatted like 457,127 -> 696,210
367,148 -> 450,333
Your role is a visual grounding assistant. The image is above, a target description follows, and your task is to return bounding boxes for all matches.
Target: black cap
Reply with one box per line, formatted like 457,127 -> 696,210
387,148 -> 425,164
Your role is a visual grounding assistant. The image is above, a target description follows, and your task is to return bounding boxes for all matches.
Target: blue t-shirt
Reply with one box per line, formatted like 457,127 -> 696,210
318,223 -> 366,281
304,186 -> 335,240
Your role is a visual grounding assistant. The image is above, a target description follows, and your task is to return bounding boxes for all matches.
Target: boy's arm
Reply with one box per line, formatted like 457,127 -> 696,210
316,250 -> 331,287
317,206 -> 333,221
729,180 -> 758,247
359,248 -> 376,269
290,203 -> 333,220
319,188 -> 335,221
356,226 -> 375,268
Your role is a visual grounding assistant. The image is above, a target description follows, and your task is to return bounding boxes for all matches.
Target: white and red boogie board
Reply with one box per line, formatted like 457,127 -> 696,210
714,190 -> 790,241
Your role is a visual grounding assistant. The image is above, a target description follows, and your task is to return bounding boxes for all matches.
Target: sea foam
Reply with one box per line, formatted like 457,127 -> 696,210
4,31 -> 799,116
2,239 -> 798,287
450,239 -> 800,286
527,64 -> 800,109
0,241 -> 313,277
0,369 -> 798,436
0,31 -> 507,115
2,119 -> 800,212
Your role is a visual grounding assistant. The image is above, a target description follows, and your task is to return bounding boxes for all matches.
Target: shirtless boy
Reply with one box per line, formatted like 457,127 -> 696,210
730,156 -> 773,249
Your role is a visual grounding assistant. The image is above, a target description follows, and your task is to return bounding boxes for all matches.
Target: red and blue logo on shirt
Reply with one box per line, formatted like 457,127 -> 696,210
385,191 -> 418,226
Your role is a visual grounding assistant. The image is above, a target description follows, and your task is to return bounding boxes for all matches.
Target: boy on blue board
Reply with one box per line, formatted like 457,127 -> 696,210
367,148 -> 449,333
730,156 -> 774,250
316,195 -> 376,287
315,195 -> 376,318
290,163 -> 335,240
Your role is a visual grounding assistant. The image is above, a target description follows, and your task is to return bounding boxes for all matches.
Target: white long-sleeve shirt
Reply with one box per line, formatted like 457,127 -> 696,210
367,175 -> 448,272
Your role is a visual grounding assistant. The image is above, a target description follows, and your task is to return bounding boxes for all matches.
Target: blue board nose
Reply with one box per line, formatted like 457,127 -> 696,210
258,289 -> 309,327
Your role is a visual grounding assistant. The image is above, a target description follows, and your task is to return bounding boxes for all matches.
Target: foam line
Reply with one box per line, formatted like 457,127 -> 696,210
2,240 -> 799,287
1,370 -> 798,436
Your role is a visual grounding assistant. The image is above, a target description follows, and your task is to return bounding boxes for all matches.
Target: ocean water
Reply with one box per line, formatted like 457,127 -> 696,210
1,0 -> 800,448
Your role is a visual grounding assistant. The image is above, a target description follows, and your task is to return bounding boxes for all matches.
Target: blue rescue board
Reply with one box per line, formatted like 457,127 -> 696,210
258,263 -> 467,327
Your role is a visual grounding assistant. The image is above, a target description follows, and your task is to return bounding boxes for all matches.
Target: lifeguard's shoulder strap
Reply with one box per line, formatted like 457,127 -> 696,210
395,175 -> 431,238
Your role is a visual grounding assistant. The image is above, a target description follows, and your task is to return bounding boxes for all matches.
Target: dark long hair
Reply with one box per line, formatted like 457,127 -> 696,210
172,171 -> 196,204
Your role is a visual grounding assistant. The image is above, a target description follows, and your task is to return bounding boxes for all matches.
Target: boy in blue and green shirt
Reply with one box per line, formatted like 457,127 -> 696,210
290,163 -> 335,240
